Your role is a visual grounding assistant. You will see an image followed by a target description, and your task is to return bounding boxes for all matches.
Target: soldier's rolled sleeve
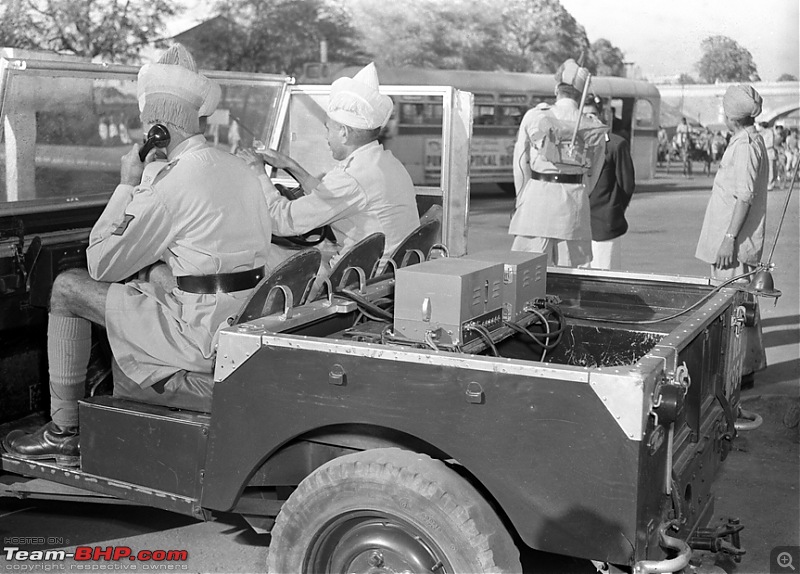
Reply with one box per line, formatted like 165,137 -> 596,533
730,142 -> 758,205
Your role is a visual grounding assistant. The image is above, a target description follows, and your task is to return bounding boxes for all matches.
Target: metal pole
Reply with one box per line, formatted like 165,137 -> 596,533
569,74 -> 592,156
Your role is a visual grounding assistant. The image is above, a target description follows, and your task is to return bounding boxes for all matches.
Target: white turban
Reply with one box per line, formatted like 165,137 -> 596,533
137,43 -> 221,134
554,58 -> 590,94
327,62 -> 393,130
723,84 -> 763,121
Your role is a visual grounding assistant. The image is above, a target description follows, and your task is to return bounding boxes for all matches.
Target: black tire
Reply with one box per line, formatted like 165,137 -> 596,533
266,447 -> 521,573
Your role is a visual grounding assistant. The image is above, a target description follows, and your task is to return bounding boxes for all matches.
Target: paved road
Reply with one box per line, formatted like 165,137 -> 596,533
2,165 -> 798,573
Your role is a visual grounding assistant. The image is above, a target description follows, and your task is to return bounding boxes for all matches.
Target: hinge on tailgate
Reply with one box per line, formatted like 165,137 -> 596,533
650,362 -> 690,427
731,305 -> 747,336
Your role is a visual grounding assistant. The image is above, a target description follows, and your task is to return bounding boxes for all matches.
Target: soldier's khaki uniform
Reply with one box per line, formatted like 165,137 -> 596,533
510,98 -> 607,267
89,135 -> 273,388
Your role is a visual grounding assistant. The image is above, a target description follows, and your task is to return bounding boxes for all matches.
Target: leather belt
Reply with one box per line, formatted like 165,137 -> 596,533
532,171 -> 583,184
177,266 -> 265,294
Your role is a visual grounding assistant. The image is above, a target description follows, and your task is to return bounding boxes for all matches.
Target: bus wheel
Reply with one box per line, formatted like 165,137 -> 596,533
498,182 -> 516,196
266,447 -> 521,573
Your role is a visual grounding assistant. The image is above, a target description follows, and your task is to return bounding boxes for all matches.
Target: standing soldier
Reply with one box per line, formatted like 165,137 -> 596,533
509,58 -> 608,267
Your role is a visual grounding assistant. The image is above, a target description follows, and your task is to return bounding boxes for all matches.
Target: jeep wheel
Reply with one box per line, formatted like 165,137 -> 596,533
266,447 -> 521,573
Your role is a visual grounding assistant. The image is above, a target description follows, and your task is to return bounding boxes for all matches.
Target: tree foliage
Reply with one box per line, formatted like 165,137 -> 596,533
498,0 -> 591,73
349,0 -> 619,75
588,38 -> 625,77
677,73 -> 696,85
777,73 -> 798,82
0,0 -> 177,62
696,35 -> 760,83
187,0 -> 364,74
348,0 -> 506,70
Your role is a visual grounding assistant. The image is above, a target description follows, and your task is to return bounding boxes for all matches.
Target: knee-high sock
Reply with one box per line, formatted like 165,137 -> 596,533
48,314 -> 92,428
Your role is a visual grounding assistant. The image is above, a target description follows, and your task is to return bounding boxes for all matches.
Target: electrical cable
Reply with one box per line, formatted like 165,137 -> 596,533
464,324 -> 499,357
558,269 -> 760,325
423,330 -> 441,351
505,312 -> 555,360
337,289 -> 393,322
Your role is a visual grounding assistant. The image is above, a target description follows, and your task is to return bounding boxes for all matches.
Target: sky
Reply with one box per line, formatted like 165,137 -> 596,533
559,0 -> 800,81
171,0 -> 800,82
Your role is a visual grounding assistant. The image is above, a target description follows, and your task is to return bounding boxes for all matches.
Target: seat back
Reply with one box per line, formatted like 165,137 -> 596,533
327,232 -> 386,291
231,248 -> 322,325
380,211 -> 442,275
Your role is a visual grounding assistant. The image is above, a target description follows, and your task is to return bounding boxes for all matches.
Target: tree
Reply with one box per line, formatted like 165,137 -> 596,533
349,0 -> 591,73
0,0 -> 178,62
349,0 -> 507,70
777,73 -> 798,82
696,35 -> 759,83
497,0 -> 591,73
677,73 -> 696,85
588,38 -> 625,77
195,0 -> 364,75
0,0 -> 38,50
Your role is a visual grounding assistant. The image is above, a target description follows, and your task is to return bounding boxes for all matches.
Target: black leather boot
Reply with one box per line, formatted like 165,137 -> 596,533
3,421 -> 80,466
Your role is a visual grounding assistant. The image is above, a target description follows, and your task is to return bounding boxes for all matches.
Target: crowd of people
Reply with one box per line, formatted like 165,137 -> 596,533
657,117 -> 798,185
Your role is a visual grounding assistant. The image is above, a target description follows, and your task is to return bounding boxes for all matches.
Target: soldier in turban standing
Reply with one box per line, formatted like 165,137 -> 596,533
509,58 -> 608,267
242,62 -> 420,272
696,84 -> 769,386
3,44 -> 273,464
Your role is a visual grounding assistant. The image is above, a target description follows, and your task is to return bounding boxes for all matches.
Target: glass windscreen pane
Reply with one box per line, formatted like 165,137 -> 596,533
0,61 -> 289,210
284,89 -> 451,189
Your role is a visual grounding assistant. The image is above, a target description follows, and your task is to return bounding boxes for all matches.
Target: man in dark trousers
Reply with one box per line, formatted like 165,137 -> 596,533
583,98 -> 635,270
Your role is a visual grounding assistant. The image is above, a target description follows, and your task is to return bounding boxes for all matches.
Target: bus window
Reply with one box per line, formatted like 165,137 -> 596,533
474,104 -> 496,125
635,99 -> 655,127
497,105 -> 525,126
423,102 -> 444,124
400,102 -> 426,125
529,96 -> 556,108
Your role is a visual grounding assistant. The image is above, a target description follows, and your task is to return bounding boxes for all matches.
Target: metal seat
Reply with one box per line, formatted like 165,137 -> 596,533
231,248 -> 322,325
378,206 -> 443,275
327,232 -> 386,291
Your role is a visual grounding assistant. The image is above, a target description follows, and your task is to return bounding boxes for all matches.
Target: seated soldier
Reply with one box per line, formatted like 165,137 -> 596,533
3,44 -> 273,466
239,63 -> 420,273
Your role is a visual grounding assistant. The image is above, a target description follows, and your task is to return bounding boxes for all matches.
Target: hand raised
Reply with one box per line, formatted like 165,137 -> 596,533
120,144 -> 149,186
254,147 -> 296,171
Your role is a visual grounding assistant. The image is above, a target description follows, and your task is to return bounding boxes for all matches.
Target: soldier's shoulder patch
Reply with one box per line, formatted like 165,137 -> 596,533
112,214 -> 135,236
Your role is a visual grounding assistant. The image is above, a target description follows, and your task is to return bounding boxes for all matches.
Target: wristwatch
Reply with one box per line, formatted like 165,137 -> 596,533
725,233 -> 736,239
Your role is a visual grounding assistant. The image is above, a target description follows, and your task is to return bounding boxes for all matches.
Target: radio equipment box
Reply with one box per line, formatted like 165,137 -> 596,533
394,258 -> 504,345
463,250 -> 547,322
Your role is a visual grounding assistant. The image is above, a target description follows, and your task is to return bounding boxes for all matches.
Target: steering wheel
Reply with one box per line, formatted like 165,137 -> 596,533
271,183 -> 336,248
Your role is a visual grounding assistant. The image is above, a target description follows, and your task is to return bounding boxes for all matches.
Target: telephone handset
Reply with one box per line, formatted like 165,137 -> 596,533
139,124 -> 171,162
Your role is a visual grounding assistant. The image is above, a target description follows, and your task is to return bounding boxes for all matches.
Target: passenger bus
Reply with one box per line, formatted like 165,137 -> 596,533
302,64 -> 661,192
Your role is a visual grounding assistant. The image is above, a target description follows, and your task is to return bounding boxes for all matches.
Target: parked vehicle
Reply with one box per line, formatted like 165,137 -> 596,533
0,52 -> 758,574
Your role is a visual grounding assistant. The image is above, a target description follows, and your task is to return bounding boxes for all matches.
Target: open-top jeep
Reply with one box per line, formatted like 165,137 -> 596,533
0,51 -> 760,573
